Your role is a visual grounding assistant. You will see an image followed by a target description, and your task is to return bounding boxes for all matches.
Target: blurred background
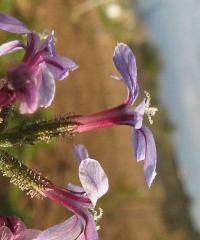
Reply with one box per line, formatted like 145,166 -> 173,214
0,0 -> 199,239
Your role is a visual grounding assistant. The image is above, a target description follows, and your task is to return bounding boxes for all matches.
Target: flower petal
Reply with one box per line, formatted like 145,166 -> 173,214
18,77 -> 38,114
27,33 -> 40,52
44,54 -> 78,80
38,64 -> 55,108
0,216 -> 27,236
23,33 -> 40,62
76,211 -> 99,240
66,183 -> 86,196
133,126 -> 157,187
39,31 -> 55,57
79,158 -> 109,206
134,100 -> 145,129
0,12 -> 31,34
0,226 -> 13,240
74,144 -> 89,163
7,63 -> 39,114
0,40 -> 24,57
67,183 -> 85,194
132,128 -> 146,162
36,216 -> 82,240
113,42 -> 139,105
66,184 -> 93,209
40,32 -> 78,81
15,229 -> 41,240
8,216 -> 26,235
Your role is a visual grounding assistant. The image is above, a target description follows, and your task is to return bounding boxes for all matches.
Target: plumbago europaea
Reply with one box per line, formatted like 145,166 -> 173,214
0,12 -> 157,240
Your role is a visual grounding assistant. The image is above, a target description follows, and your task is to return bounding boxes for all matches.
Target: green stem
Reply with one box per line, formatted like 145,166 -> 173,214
0,150 -> 49,198
0,115 -> 78,148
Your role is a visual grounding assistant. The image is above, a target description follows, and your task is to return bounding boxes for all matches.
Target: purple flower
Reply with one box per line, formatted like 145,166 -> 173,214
0,12 -> 78,113
74,43 -> 157,187
0,145 -> 108,240
0,215 -> 40,240
39,144 -> 108,240
0,215 -> 82,240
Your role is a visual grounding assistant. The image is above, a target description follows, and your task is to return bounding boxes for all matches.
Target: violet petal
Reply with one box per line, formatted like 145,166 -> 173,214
133,126 -> 157,187
66,184 -> 93,209
27,32 -> 40,52
132,128 -> 146,162
38,64 -> 55,108
77,212 -> 99,240
44,54 -> 78,80
36,32 -> 78,80
74,144 -> 89,163
23,33 -> 40,61
18,78 -> 38,114
0,12 -> 31,34
7,62 -> 39,114
8,216 -> 26,235
0,226 -> 13,240
39,31 -> 55,57
36,216 -> 82,240
134,100 -> 145,129
79,158 -> 109,206
142,126 -> 157,188
0,40 -> 24,57
67,183 -> 85,194
113,42 -> 139,105
15,229 -> 41,240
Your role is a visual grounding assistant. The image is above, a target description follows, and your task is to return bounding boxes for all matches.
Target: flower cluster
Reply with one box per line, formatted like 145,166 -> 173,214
0,12 -> 77,113
74,43 -> 157,187
0,12 -> 157,240
0,145 -> 108,240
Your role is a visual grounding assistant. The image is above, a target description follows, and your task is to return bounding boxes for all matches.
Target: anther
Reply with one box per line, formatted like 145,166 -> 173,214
144,91 -> 158,125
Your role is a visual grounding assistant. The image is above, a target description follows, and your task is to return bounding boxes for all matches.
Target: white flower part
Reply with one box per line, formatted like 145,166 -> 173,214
74,144 -> 109,205
144,91 -> 158,125
79,158 -> 109,207
92,207 -> 104,221
39,29 -> 56,42
92,207 -> 103,231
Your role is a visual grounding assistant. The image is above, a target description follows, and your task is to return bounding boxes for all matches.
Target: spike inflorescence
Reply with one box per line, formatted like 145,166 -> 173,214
0,151 -> 49,198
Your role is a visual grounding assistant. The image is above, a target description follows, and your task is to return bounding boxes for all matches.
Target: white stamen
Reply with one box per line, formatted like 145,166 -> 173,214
39,29 -> 50,40
39,30 -> 57,43
93,207 -> 103,221
92,207 -> 104,231
144,91 -> 158,125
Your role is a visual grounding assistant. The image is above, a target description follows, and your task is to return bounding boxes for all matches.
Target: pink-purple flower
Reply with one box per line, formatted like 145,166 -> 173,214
0,215 -> 40,240
74,43 -> 157,187
39,144 -> 108,240
0,145 -> 108,240
0,12 -> 78,113
0,215 -> 83,240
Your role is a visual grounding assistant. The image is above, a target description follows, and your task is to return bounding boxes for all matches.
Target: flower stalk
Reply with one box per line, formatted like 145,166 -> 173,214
0,145 -> 109,240
0,151 -> 49,198
0,115 -> 77,147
